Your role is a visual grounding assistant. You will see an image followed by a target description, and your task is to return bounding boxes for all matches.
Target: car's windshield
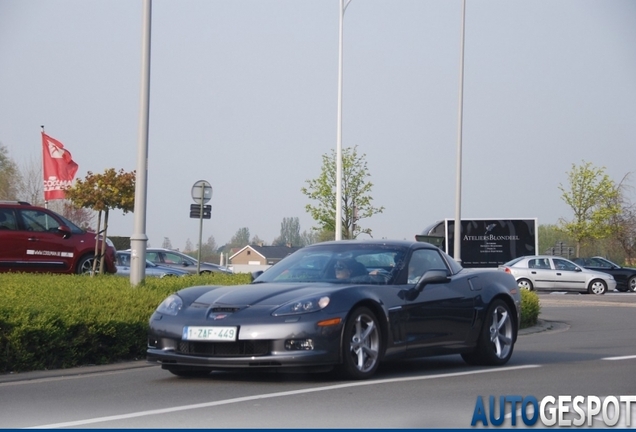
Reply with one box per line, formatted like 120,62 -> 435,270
253,243 -> 408,285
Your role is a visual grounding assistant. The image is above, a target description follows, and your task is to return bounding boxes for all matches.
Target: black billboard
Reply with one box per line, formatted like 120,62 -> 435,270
416,219 -> 537,268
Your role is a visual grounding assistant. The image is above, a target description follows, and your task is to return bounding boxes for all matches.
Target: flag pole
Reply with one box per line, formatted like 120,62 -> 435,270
41,125 -> 48,209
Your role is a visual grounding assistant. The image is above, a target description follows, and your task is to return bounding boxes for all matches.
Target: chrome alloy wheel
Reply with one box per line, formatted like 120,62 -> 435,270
488,305 -> 514,360
347,312 -> 380,374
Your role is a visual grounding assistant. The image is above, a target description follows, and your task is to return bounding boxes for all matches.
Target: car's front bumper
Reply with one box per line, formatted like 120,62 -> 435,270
147,315 -> 345,370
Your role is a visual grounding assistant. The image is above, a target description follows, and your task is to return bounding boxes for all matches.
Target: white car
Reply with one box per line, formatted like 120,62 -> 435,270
499,255 -> 616,295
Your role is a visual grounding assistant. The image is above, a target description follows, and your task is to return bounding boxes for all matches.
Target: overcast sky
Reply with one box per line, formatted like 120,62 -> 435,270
1,0 -> 634,250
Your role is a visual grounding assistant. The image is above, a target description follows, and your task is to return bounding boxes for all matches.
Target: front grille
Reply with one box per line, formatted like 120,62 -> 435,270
178,340 -> 270,357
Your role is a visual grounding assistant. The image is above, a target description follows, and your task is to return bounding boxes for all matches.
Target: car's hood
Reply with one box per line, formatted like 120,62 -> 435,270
192,283 -> 339,307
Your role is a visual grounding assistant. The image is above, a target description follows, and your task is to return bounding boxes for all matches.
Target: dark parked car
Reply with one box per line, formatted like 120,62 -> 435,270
145,248 -> 233,275
115,251 -> 189,278
147,240 -> 520,380
0,201 -> 116,274
572,257 -> 636,292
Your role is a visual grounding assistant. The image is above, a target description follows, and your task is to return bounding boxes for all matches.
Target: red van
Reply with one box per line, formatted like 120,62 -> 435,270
0,201 -> 117,275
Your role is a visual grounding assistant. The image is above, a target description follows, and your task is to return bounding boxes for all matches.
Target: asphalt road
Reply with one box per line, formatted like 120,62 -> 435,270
1,292 -> 635,429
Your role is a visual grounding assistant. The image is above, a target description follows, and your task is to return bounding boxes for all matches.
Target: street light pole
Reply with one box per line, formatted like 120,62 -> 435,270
453,0 -> 466,262
130,0 -> 152,286
335,0 -> 351,241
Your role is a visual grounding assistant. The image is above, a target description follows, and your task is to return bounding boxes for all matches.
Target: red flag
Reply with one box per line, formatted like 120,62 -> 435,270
42,132 -> 79,200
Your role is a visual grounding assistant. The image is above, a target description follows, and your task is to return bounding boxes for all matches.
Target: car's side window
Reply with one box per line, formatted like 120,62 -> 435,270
165,252 -> 184,264
0,209 -> 18,230
19,210 -> 61,232
147,252 -> 160,263
408,249 -> 447,284
553,258 -> 576,271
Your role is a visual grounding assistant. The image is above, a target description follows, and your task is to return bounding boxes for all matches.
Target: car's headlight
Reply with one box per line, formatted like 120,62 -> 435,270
272,296 -> 330,316
156,294 -> 183,316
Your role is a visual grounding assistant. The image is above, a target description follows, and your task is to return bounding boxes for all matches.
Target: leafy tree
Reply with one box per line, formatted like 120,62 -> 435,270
273,217 -> 303,246
300,229 -> 320,246
0,143 -> 22,200
65,168 -> 136,275
607,173 -> 636,263
250,235 -> 266,246
197,235 -> 219,263
162,237 -> 172,249
228,227 -> 250,248
558,161 -> 621,257
538,224 -> 574,256
184,238 -> 194,253
301,145 -> 384,239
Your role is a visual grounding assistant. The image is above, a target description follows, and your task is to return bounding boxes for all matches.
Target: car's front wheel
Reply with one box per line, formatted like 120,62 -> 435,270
462,299 -> 515,366
517,278 -> 533,291
338,307 -> 381,380
77,254 -> 98,275
588,279 -> 607,295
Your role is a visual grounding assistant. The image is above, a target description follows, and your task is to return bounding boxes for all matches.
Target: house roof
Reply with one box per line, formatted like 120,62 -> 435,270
229,244 -> 303,261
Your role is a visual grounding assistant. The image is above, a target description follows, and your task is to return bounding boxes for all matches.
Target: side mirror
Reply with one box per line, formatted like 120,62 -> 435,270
58,225 -> 72,239
415,269 -> 449,291
250,270 -> 264,282
575,267 -> 582,272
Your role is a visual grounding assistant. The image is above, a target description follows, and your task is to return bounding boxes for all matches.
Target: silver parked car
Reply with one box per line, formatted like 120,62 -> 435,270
145,248 -> 233,275
115,251 -> 190,278
499,255 -> 616,295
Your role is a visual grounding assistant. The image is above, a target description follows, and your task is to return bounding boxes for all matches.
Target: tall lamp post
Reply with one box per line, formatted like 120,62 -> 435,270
453,0 -> 466,262
335,0 -> 352,241
130,0 -> 152,286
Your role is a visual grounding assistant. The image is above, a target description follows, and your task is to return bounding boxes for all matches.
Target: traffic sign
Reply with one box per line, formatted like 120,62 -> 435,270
191,180 -> 212,205
190,204 -> 211,219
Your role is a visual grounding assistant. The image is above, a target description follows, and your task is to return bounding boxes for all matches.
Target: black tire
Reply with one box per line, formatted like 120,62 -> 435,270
588,279 -> 607,295
628,276 -> 636,293
164,367 -> 211,377
77,254 -> 97,275
461,299 -> 516,366
517,278 -> 533,291
337,307 -> 382,380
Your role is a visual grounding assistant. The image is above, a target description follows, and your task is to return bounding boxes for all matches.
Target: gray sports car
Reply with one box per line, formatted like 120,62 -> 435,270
147,240 -> 521,380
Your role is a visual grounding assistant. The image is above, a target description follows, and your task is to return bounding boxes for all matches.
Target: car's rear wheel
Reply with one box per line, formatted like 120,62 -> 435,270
338,307 -> 381,380
517,278 -> 533,291
461,299 -> 515,366
164,366 -> 211,377
628,276 -> 636,293
588,279 -> 607,295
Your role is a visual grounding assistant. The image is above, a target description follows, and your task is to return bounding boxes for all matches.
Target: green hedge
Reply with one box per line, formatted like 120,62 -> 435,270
0,272 -> 250,373
520,289 -> 541,328
0,273 -> 541,373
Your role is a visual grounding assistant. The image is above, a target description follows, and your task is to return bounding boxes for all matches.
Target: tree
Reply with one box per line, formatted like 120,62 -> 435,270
229,227 -> 250,248
300,229 -> 320,246
162,237 -> 172,249
197,235 -> 219,263
184,239 -> 194,253
607,173 -> 636,263
65,168 -> 136,275
558,161 -> 621,257
538,224 -> 573,256
273,217 -> 303,246
17,155 -> 43,205
301,145 -> 384,239
0,143 -> 22,200
250,235 -> 266,246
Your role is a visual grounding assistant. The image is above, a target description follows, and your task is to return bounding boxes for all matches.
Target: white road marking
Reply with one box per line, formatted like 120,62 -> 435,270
602,355 -> 636,361
28,364 -> 540,429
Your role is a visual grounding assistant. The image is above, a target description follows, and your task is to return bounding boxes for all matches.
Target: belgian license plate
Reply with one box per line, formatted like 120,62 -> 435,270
183,326 -> 237,341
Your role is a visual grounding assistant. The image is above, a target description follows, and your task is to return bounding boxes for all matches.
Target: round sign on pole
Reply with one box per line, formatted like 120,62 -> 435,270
191,180 -> 212,204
